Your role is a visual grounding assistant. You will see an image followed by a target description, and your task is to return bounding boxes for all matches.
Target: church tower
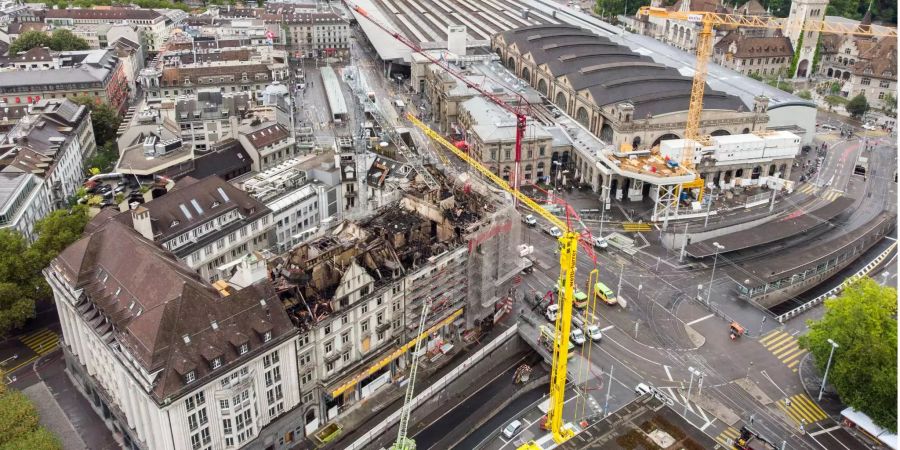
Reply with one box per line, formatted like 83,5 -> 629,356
784,0 -> 829,77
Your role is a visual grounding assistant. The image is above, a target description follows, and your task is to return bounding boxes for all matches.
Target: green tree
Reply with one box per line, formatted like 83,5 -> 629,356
797,90 -> 812,100
0,379 -> 61,450
846,93 -> 870,117
881,92 -> 896,114
811,34 -> 823,74
48,29 -> 89,52
70,96 -> 120,147
799,278 -> 897,431
788,23 -> 804,77
749,72 -> 764,81
830,81 -> 841,95
30,206 -> 89,267
7,31 -> 50,56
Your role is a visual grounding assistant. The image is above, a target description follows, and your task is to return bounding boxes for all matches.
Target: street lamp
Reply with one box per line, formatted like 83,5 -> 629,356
706,242 -> 725,306
684,366 -> 704,416
552,160 -> 562,194
818,339 -> 839,401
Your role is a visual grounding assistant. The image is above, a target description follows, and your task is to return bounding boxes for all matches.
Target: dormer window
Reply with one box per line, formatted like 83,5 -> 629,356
263,331 -> 272,342
212,201 -> 220,208
211,320 -> 219,330
239,343 -> 249,355
183,334 -> 191,344
185,371 -> 196,383
171,220 -> 180,227
211,357 -> 222,369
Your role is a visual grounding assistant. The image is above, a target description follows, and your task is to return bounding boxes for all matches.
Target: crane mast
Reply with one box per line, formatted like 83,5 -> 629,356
391,300 -> 431,450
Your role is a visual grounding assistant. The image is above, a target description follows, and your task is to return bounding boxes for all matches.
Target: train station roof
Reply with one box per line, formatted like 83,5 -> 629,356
687,196 -> 855,258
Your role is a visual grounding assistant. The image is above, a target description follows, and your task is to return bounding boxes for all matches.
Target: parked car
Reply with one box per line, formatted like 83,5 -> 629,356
592,235 -> 608,249
545,304 -> 559,322
502,419 -> 523,440
546,226 -> 562,238
862,122 -> 877,131
635,383 -> 652,396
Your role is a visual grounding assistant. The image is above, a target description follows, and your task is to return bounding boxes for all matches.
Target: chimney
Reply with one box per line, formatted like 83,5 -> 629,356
132,206 -> 154,240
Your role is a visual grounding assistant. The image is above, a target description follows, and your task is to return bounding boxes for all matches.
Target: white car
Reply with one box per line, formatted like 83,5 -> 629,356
820,123 -> 838,131
592,236 -> 608,249
502,419 -> 523,439
862,123 -> 877,131
545,304 -> 559,322
570,328 -> 586,346
547,226 -> 563,238
523,214 -> 537,226
585,325 -> 602,342
635,383 -> 652,396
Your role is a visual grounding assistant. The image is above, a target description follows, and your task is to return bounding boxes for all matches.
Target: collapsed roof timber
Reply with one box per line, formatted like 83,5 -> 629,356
270,173 -> 497,332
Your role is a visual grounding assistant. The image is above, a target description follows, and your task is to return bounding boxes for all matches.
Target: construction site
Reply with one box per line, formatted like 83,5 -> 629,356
264,164 -> 523,427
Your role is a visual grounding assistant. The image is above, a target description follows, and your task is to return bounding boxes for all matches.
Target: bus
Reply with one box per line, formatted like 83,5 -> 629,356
594,282 -> 617,305
539,325 -> 575,358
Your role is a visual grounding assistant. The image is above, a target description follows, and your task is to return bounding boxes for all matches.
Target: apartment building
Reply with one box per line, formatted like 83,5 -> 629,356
236,122 -> 297,171
0,48 -> 129,112
233,152 -> 342,252
264,9 -> 350,58
269,172 -> 521,442
43,7 -> 183,52
713,32 -> 793,78
117,175 -> 274,283
44,211 -> 300,450
818,30 -> 897,110
0,171 -> 50,241
139,45 -> 290,99
175,89 -> 253,151
0,98 -> 93,212
458,96 -> 554,184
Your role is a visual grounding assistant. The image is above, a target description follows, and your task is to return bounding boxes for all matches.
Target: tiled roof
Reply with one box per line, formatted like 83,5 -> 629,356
240,122 -> 290,150
715,32 -> 793,58
853,37 -> 897,78
160,63 -> 271,86
44,7 -> 162,21
52,214 -> 294,402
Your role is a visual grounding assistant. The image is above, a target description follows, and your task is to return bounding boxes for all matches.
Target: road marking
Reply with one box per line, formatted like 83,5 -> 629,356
685,313 -> 714,326
809,425 -> 842,436
21,329 -> 58,356
698,405 -> 710,426
664,365 -> 673,382
600,325 -> 614,332
776,394 -> 828,425
700,417 -> 716,431
715,427 -> 740,447
759,329 -> 785,345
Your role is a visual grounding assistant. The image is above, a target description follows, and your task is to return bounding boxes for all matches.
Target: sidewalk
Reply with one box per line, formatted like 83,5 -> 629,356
797,352 -> 844,419
22,381 -> 86,450
36,350 -> 120,450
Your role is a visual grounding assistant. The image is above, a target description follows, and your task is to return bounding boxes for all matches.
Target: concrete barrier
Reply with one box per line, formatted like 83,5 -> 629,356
777,241 -> 897,323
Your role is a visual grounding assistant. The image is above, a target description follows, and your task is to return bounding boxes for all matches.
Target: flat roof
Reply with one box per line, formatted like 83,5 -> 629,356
320,66 -> 348,117
729,212 -> 894,285
687,196 -> 855,258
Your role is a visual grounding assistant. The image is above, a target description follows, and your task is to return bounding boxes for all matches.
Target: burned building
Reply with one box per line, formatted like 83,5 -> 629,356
267,172 -> 521,434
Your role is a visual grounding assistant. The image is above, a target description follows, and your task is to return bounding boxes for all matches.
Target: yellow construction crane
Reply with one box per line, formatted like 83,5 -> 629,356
636,6 -> 898,169
408,113 -> 585,445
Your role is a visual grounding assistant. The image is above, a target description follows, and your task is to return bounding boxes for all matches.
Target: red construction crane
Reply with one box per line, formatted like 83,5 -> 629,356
347,1 -> 530,194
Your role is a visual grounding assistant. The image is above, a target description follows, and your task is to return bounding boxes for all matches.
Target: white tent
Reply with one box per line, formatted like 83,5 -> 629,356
841,407 -> 898,450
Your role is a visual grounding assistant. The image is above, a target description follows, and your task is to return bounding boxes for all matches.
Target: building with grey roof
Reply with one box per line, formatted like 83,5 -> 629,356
458,96 -> 555,183
0,48 -> 129,113
0,171 -> 50,241
0,98 -> 92,217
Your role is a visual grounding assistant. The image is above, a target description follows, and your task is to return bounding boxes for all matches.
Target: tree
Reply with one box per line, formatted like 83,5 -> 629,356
799,278 -> 897,432
47,29 -> 89,52
811,34 -> 823,74
0,206 -> 87,336
70,96 -> 120,147
846,93 -> 870,117
0,378 -> 61,450
788,23 -> 804,77
7,31 -> 50,56
830,81 -> 841,95
881,92 -> 896,114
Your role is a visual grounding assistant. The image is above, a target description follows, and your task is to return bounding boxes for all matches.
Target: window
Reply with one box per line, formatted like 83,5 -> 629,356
198,409 -> 208,426
361,319 -> 369,333
361,303 -> 368,314
220,399 -> 229,410
342,315 -> 349,325
239,343 -> 249,355
212,357 -> 222,370
185,371 -> 196,384
188,414 -> 199,431
301,371 -> 313,384
377,312 -> 384,325
191,433 -> 201,450
377,330 -> 385,341
342,352 -> 350,362
263,331 -> 272,342
879,92 -> 885,99
862,77 -> 871,86
324,324 -> 332,335
300,352 -> 311,365
186,396 -> 196,411
326,361 -> 334,372
360,285 -> 370,296
341,332 -> 350,344
324,340 -> 333,354
225,437 -> 234,447
880,80 -> 891,88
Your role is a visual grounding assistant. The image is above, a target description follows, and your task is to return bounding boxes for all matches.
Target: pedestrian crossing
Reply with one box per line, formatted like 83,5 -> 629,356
759,330 -> 806,372
821,189 -> 843,201
22,329 -> 58,356
776,394 -> 829,425
715,426 -> 740,448
622,222 -> 652,232
796,183 -> 818,195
